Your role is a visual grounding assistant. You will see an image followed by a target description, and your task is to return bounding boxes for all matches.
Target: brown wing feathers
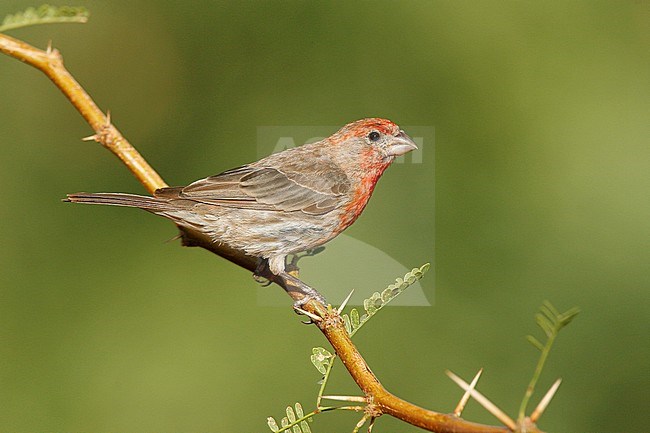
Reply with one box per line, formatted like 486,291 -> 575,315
153,164 -> 350,215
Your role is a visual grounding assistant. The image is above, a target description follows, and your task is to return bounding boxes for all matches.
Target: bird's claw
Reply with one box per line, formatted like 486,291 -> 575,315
292,289 -> 328,323
293,303 -> 324,324
294,288 -> 327,308
253,273 -> 272,286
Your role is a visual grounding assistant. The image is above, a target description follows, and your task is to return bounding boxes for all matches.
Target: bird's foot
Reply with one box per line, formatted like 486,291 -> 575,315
292,288 -> 327,324
252,273 -> 272,287
253,259 -> 272,286
254,259 -> 328,319
292,286 -> 328,309
279,271 -> 327,307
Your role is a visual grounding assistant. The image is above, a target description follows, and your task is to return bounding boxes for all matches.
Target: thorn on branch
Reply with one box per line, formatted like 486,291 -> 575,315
293,307 -> 323,322
446,370 -> 517,431
81,111 -> 114,146
530,378 -> 561,423
337,289 -> 355,314
321,395 -> 367,403
81,133 -> 98,142
453,368 -> 483,417
43,41 -> 62,63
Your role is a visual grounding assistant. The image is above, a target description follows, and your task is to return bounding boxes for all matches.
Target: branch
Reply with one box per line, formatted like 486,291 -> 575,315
0,32 -> 164,193
314,303 -> 515,433
0,31 -> 544,433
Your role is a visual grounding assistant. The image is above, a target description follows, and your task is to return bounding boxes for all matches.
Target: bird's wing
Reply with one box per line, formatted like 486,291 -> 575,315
156,163 -> 350,215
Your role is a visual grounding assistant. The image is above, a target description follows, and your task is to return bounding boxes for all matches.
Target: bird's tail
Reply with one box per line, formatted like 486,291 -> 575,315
65,192 -> 171,212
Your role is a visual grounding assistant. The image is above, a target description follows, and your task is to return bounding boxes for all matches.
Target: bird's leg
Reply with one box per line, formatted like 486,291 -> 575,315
252,259 -> 272,286
279,271 -> 328,308
254,258 -> 327,308
286,247 -> 326,273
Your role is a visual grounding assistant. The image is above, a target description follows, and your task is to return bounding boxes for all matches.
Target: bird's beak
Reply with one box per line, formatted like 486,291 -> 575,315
387,130 -> 418,157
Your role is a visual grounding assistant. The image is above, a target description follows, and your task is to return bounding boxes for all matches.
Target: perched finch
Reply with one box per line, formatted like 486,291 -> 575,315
67,118 -> 417,304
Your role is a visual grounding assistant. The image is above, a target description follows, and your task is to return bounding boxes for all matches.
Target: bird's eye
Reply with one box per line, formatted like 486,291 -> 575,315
368,131 -> 381,142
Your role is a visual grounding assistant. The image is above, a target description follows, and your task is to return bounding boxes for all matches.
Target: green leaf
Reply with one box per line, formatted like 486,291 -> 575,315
371,291 -> 382,305
381,287 -> 393,302
558,307 -> 581,328
267,417 -> 280,432
519,301 -> 580,420
300,420 -> 312,433
406,275 -> 416,285
535,312 -> 554,337
310,347 -> 332,375
286,406 -> 296,423
526,335 -> 544,351
539,304 -> 558,326
363,297 -> 376,316
542,300 -> 560,318
346,263 -> 431,337
342,313 -> 352,335
350,308 -> 360,329
0,4 -> 89,32
294,402 -> 304,418
268,402 -> 318,433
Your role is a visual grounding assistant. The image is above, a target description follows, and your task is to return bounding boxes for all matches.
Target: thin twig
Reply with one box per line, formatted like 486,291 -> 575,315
316,353 -> 336,408
352,414 -> 369,433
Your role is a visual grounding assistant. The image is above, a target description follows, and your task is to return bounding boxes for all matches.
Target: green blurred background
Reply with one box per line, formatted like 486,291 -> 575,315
1,1 -> 648,432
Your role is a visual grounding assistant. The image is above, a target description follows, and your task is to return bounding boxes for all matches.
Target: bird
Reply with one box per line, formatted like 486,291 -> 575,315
66,118 -> 417,305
